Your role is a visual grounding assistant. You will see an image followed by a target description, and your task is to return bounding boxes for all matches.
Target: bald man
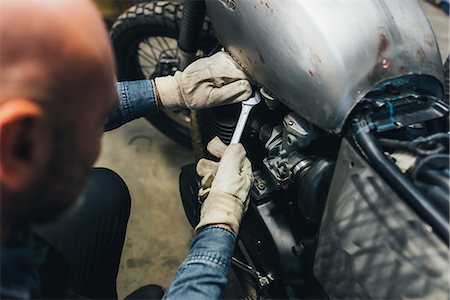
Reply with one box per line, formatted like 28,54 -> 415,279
0,1 -> 253,299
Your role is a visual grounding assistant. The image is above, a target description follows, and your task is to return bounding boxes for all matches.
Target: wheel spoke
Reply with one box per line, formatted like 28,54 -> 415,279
154,36 -> 167,55
141,66 -> 156,74
138,48 -> 157,65
143,38 -> 160,62
138,44 -> 158,62
162,36 -> 177,58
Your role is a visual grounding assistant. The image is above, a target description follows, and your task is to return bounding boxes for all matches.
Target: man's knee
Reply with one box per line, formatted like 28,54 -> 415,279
34,167 -> 131,245
86,167 -> 131,219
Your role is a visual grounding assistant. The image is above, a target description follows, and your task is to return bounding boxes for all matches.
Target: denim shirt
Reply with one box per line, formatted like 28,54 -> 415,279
164,226 -> 236,299
104,80 -> 160,131
0,226 -> 236,299
0,227 -> 48,299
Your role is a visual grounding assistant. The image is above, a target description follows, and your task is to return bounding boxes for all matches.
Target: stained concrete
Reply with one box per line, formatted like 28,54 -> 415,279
95,1 -> 449,299
95,119 -> 194,298
420,0 -> 449,59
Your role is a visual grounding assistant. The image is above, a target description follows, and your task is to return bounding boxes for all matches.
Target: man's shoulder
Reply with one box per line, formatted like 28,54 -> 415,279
1,241 -> 47,299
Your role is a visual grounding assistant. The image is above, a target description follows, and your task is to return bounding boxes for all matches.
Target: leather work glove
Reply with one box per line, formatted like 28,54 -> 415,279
196,137 -> 228,201
154,52 -> 252,110
195,137 -> 253,234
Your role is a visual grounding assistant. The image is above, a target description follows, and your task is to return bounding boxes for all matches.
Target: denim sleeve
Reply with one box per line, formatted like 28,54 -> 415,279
104,79 -> 159,131
163,226 -> 236,300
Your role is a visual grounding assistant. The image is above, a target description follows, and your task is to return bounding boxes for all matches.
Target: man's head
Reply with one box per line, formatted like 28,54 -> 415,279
0,0 -> 117,239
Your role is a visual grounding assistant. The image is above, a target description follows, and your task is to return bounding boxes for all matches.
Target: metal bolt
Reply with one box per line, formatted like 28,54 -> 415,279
256,182 -> 266,190
374,100 -> 385,108
259,277 -> 270,287
394,121 -> 403,128
292,244 -> 304,257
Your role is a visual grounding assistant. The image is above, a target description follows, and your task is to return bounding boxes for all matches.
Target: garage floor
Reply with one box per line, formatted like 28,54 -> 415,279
94,1 -> 449,298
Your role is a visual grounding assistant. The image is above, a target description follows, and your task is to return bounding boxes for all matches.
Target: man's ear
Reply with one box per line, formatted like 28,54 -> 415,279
0,99 -> 52,192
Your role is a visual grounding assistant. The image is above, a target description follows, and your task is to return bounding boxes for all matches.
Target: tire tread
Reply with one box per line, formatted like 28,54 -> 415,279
110,1 -> 216,148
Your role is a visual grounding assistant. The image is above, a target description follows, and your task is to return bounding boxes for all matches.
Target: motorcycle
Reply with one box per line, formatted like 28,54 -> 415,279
111,1 -> 449,298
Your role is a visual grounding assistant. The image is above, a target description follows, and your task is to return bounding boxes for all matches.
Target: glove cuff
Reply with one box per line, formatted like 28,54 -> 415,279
195,190 -> 244,235
154,73 -> 184,109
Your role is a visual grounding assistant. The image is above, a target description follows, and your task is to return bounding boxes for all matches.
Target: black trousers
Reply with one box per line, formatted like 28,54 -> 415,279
33,168 -> 131,299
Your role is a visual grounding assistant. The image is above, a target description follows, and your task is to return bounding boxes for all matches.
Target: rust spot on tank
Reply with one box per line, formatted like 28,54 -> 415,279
375,34 -> 391,70
259,0 -> 271,10
309,70 -> 314,76
417,47 -> 426,61
399,65 -> 408,73
377,34 -> 389,57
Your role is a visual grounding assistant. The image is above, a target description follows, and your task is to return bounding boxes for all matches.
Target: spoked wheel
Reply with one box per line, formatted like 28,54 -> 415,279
444,55 -> 449,104
110,1 -> 217,148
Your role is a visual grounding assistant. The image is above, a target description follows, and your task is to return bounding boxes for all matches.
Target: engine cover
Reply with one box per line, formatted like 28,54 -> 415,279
206,0 -> 444,134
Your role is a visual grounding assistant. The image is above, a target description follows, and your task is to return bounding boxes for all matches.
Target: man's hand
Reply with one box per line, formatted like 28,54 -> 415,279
195,137 -> 253,234
154,52 -> 252,110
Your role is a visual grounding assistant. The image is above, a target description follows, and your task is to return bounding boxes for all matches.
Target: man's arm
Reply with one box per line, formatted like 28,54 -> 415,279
104,52 -> 251,131
104,80 -> 159,131
164,138 -> 253,299
163,226 -> 235,300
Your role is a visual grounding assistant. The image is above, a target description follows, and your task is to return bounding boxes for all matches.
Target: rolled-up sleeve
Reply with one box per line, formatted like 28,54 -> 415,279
163,226 -> 236,300
104,79 -> 159,131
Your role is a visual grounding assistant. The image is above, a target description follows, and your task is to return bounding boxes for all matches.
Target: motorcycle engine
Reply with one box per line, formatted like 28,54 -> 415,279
198,88 -> 336,199
180,88 -> 337,297
179,83 -> 449,298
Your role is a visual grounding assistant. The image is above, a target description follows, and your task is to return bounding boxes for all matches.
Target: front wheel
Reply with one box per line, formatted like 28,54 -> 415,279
110,1 -> 217,148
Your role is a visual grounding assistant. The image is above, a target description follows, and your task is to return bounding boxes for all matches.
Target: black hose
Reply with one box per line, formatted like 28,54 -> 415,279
178,0 -> 206,54
411,154 -> 449,180
379,138 -> 419,154
411,132 -> 449,147
421,169 -> 450,191
379,133 -> 449,156
353,121 -> 449,245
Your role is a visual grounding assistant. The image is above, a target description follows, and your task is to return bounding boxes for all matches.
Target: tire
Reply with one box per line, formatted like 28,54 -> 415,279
110,1 -> 217,148
444,55 -> 449,104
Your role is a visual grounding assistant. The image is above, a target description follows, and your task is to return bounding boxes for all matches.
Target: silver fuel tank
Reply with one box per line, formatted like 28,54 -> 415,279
206,0 -> 444,134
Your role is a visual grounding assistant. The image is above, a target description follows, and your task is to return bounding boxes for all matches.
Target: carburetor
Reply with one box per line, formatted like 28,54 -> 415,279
259,112 -> 317,188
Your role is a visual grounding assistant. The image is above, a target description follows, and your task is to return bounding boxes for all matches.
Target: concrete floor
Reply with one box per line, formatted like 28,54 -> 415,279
96,119 -> 194,298
95,1 -> 449,299
420,0 -> 449,59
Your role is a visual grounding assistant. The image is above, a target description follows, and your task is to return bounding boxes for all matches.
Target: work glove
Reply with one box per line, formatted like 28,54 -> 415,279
195,137 -> 253,234
154,52 -> 252,110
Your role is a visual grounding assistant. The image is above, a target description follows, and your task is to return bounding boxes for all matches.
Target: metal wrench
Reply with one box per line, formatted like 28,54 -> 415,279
230,90 -> 261,144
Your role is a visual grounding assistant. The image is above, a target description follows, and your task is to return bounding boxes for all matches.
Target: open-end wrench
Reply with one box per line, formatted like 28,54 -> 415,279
230,90 -> 261,144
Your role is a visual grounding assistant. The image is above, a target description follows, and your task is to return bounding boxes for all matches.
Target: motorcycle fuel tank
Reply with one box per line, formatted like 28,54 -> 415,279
206,0 -> 444,134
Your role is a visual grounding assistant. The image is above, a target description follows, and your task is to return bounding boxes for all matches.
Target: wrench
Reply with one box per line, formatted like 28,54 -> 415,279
230,90 -> 261,144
